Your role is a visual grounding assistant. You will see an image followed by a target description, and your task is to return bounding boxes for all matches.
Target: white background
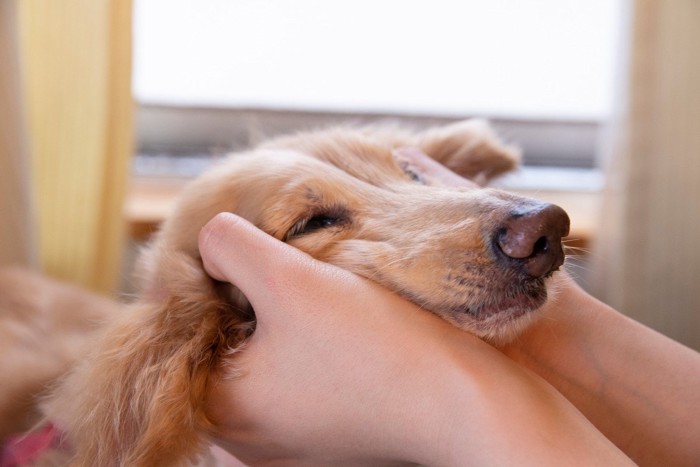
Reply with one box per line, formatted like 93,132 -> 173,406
134,0 -> 624,120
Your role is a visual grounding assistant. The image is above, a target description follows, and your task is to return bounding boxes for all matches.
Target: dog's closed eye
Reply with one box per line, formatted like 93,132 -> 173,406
396,159 -> 426,185
404,166 -> 424,184
286,208 -> 350,239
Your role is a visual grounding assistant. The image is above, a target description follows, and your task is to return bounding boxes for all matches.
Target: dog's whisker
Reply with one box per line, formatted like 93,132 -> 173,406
363,253 -> 418,282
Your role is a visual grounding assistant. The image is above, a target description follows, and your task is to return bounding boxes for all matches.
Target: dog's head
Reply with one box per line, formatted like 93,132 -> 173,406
142,119 -> 569,343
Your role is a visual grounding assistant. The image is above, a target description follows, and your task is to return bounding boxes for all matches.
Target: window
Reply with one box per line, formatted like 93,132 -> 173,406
132,0 -> 624,175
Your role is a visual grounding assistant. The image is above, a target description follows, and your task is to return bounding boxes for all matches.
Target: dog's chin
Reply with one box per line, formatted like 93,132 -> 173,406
445,282 -> 548,345
472,312 -> 539,346
471,286 -> 547,319
468,298 -> 544,345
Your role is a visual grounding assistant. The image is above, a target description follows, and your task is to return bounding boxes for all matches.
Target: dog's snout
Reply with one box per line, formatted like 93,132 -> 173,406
494,203 -> 570,278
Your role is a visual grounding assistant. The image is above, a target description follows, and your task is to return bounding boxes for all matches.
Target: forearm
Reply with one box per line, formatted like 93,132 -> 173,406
502,273 -> 700,465
412,335 -> 632,467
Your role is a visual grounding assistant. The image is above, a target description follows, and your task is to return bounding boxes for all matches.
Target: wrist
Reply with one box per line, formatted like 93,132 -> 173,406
388,333 -> 493,465
500,272 -> 600,361
402,320 -> 631,467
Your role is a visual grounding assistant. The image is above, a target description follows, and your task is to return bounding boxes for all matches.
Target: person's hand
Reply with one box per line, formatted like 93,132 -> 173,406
198,213 -> 631,466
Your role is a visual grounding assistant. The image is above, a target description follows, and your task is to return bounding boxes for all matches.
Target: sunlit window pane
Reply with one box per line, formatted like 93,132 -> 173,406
134,0 -> 623,120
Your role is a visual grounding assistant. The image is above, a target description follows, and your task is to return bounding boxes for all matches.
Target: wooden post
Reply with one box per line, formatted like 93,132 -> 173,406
595,0 -> 700,350
18,0 -> 134,293
0,0 -> 36,268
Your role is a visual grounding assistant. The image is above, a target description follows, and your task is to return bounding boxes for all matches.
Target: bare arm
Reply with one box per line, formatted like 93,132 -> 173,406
501,273 -> 700,466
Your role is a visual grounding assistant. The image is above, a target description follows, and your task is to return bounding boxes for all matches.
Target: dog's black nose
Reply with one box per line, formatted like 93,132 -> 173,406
494,203 -> 570,278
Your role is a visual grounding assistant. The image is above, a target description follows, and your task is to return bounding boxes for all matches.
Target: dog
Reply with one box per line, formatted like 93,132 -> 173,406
33,119 -> 569,466
0,268 -> 120,438
0,268 -> 120,464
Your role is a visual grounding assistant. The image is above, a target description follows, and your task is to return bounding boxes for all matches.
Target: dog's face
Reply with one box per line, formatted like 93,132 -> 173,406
146,121 -> 569,343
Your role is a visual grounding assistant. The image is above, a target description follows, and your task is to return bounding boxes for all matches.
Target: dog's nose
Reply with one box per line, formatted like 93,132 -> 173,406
494,203 -> 570,278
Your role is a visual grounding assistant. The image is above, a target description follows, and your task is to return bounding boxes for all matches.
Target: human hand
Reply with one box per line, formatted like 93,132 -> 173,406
199,212 -> 489,465
198,213 -> 631,466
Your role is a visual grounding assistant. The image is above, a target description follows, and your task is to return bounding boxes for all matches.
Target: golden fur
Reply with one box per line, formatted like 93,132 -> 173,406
0,268 -> 119,440
11,119 -> 568,465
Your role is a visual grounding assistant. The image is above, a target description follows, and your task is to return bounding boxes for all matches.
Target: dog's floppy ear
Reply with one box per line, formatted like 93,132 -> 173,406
43,251 -> 253,466
417,119 -> 520,183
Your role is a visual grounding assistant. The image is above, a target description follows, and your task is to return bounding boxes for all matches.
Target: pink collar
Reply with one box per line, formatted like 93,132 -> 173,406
1,424 -> 64,467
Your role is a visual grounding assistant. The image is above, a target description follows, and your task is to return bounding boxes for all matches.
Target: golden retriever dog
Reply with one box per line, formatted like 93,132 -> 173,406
0,268 -> 119,441
30,120 -> 569,465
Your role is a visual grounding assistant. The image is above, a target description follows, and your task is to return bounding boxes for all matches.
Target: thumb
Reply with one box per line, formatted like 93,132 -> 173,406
197,212 -> 334,315
198,213 -> 274,283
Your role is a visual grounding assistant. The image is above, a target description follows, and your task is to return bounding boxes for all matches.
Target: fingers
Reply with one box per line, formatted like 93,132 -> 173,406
197,213 -> 302,305
393,147 -> 476,188
198,213 -> 274,283
197,212 -> 351,319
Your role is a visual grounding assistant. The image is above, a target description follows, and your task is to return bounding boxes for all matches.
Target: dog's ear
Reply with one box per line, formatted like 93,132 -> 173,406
43,251 -> 253,466
417,119 -> 520,183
